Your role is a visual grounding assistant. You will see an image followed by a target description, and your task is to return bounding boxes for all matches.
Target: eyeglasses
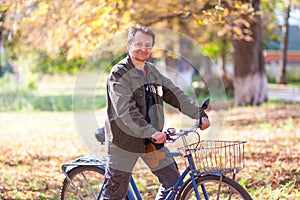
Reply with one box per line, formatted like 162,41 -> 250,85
133,42 -> 153,50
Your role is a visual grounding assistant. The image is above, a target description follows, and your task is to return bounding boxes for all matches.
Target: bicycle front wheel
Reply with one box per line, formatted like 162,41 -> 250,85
179,174 -> 252,200
60,165 -> 105,200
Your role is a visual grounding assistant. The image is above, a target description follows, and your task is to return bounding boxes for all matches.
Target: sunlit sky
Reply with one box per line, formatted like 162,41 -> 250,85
276,8 -> 300,26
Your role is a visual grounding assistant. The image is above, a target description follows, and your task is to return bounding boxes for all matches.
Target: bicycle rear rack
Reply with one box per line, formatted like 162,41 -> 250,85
61,156 -> 106,174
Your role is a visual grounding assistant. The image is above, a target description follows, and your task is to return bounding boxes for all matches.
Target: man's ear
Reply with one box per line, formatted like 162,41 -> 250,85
126,43 -> 130,51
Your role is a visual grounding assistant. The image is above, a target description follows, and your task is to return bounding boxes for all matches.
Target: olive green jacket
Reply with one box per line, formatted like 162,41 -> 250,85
105,55 -> 199,153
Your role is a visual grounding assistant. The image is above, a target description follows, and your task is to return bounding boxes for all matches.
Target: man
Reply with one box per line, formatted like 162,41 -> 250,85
101,24 -> 210,200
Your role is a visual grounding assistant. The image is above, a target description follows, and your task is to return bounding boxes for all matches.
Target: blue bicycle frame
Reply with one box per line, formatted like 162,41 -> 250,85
63,99 -> 251,200
96,151 -> 212,200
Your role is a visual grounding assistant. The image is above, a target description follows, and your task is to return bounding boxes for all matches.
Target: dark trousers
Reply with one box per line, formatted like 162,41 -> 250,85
100,144 -> 180,200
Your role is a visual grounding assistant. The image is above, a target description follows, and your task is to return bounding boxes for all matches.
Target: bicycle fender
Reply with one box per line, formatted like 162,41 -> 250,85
73,156 -> 106,164
177,176 -> 195,195
61,156 -> 106,174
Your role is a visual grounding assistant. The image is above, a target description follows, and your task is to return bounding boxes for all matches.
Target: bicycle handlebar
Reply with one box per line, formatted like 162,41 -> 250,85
163,125 -> 198,143
165,98 -> 209,143
199,98 -> 210,128
95,98 -> 210,144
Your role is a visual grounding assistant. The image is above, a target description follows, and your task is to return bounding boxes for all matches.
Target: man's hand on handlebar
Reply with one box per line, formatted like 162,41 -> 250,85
197,116 -> 210,130
151,131 -> 166,144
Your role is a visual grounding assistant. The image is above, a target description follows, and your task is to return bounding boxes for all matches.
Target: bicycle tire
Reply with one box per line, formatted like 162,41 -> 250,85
178,174 -> 252,200
60,165 -> 105,200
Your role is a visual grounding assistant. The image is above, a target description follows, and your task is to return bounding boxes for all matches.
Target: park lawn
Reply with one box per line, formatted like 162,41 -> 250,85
0,102 -> 300,199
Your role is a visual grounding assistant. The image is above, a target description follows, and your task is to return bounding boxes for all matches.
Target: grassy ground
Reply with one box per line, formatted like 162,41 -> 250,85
221,103 -> 300,199
0,75 -> 299,199
0,102 -> 299,199
134,102 -> 300,199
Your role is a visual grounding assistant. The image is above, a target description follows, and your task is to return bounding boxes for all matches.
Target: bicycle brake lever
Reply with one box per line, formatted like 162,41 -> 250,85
166,134 -> 175,142
199,98 -> 210,128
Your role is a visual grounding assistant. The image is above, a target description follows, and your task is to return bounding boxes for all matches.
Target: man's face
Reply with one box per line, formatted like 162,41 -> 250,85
128,31 -> 153,62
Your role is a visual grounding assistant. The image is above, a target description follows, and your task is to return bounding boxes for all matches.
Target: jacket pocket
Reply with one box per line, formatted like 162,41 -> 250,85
132,88 -> 145,108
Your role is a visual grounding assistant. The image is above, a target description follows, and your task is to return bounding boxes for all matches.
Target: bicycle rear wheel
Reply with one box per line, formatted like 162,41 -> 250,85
60,165 -> 105,200
179,174 -> 252,200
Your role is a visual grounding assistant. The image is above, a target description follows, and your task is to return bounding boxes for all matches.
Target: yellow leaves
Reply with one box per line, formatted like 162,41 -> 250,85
5,0 -> 132,59
194,18 -> 210,25
217,24 -> 231,37
5,0 -> 263,59
0,110 -> 86,199
233,18 -> 251,28
1,102 -> 300,199
122,12 -> 131,24
89,6 -> 113,29
36,1 -> 49,14
240,3 -> 249,10
233,26 -> 242,35
194,8 -> 225,26
202,10 -> 213,16
215,5 -> 224,12
233,2 -> 241,9
1,5 -> 8,11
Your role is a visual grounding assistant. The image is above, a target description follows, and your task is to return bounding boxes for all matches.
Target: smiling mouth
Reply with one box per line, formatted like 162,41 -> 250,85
138,53 -> 147,56
135,53 -> 148,62
137,51 -> 148,57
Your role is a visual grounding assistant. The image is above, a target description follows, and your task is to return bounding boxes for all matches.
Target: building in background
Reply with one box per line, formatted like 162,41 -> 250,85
264,8 -> 300,81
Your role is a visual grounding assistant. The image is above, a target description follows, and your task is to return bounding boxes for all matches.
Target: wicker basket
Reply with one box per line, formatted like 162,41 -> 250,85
179,140 -> 247,174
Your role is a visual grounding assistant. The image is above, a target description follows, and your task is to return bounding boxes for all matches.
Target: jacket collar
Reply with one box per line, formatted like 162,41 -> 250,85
125,55 -> 160,81
145,62 -> 160,81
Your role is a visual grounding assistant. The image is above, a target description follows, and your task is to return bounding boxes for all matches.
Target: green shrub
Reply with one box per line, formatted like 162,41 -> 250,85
267,74 -> 277,84
0,74 -> 106,111
0,74 -> 34,111
36,51 -> 83,75
286,70 -> 300,83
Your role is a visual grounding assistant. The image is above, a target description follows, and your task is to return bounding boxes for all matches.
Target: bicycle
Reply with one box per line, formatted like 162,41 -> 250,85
60,99 -> 253,200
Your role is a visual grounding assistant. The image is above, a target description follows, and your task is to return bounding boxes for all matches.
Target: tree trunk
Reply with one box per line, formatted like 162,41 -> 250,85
279,0 -> 291,84
232,0 -> 268,106
221,38 -> 228,76
0,8 -> 6,73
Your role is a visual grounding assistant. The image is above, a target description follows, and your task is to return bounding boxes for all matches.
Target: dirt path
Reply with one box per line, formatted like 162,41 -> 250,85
268,84 -> 300,102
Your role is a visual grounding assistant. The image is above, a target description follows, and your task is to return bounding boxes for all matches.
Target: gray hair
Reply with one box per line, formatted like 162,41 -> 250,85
128,24 -> 155,46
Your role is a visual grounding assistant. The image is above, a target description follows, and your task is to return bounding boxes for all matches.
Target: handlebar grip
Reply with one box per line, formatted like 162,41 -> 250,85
198,98 -> 210,128
166,134 -> 172,141
150,133 -> 173,143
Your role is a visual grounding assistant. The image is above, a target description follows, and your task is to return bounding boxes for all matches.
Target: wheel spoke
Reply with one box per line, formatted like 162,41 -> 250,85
60,166 -> 105,200
80,172 -> 98,199
66,174 -> 85,200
